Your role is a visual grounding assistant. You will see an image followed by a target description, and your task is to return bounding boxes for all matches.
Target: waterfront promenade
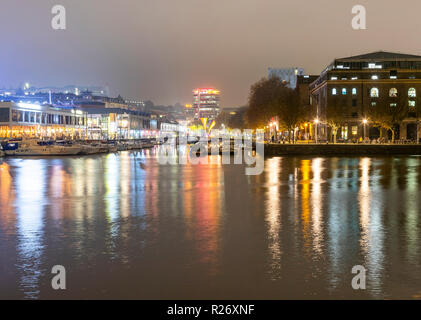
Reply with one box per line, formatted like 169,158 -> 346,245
265,143 -> 421,156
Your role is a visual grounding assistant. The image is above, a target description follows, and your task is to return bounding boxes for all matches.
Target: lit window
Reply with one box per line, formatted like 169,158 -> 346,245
369,63 -> 382,69
370,88 -> 379,98
409,100 -> 416,107
389,88 -> 398,97
409,88 -> 417,97
332,88 -> 337,95
371,102 -> 377,107
390,103 -> 397,107
352,126 -> 358,135
341,127 -> 348,140
342,88 -> 347,95
371,75 -> 379,80
352,88 -> 357,95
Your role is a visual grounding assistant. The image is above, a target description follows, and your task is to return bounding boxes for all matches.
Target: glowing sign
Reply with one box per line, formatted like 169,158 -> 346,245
193,88 -> 220,95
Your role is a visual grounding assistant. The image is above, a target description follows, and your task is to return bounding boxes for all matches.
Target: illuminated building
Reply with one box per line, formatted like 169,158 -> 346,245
0,102 -> 87,139
268,67 -> 305,89
83,107 -> 152,140
193,88 -> 220,120
0,101 -> 155,140
310,51 -> 421,141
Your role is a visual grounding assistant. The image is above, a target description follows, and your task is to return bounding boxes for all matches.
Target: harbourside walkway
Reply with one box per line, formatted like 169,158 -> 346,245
265,143 -> 421,156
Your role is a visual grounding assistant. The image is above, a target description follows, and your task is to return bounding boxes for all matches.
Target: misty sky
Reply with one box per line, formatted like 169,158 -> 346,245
1,0 -> 420,107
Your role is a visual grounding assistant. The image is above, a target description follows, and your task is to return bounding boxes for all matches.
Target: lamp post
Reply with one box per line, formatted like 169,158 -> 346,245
363,119 -> 368,142
314,119 -> 319,144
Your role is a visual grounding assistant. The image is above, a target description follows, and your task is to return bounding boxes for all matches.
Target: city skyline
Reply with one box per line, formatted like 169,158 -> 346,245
2,0 -> 421,106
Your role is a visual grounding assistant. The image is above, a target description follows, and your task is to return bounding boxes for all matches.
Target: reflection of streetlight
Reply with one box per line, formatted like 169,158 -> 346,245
362,119 -> 368,141
314,119 -> 319,143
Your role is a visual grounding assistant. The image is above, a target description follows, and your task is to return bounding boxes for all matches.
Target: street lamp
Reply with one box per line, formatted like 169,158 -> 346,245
314,119 -> 319,144
362,119 -> 368,141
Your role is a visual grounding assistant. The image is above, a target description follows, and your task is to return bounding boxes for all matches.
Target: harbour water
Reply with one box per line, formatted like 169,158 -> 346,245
1,150 -> 421,299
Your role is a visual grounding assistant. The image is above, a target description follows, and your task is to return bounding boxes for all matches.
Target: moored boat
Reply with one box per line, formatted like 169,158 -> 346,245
3,138 -> 82,156
79,143 -> 103,155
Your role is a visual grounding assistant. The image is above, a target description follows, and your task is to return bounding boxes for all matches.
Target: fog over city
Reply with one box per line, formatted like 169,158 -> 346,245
1,0 -> 420,106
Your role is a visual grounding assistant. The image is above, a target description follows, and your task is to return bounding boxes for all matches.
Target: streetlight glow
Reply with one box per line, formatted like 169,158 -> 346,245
363,119 -> 368,141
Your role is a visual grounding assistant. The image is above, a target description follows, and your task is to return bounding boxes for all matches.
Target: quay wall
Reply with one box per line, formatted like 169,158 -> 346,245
264,143 -> 421,156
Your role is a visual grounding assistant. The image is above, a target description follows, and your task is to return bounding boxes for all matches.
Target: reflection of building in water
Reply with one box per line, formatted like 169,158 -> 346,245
15,160 -> 47,298
301,160 -> 311,256
0,162 -> 16,230
358,157 -> 385,296
311,158 -> 324,255
192,164 -> 222,273
265,157 -> 282,279
404,158 -> 420,263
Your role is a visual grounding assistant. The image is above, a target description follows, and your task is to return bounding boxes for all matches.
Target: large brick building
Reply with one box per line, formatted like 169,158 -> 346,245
309,51 -> 421,141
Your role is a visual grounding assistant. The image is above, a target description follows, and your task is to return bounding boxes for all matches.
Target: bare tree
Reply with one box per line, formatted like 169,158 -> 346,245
367,89 -> 408,142
325,99 -> 344,144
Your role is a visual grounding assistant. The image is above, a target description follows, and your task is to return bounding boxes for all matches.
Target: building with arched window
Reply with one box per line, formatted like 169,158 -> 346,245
409,88 -> 417,97
370,88 -> 379,97
309,51 -> 421,141
389,88 -> 398,97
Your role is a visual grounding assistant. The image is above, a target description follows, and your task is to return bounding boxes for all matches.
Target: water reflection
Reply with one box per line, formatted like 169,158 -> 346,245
265,157 -> 282,279
15,160 -> 47,299
0,154 -> 421,299
311,158 -> 324,257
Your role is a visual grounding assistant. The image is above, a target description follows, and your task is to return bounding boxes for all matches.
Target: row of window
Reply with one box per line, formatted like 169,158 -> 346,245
332,87 -> 417,98
370,101 -> 416,107
331,75 -> 400,80
331,70 -> 402,80
332,88 -> 358,95
11,110 -> 86,126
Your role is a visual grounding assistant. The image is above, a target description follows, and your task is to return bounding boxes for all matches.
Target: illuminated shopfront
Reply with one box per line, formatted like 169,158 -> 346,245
84,107 -> 152,140
0,102 -> 87,139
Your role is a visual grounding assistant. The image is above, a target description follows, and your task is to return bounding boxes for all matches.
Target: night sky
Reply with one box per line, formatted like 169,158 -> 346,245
1,0 -> 420,106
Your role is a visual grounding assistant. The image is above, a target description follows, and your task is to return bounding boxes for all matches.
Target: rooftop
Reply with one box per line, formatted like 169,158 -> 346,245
335,51 -> 421,62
